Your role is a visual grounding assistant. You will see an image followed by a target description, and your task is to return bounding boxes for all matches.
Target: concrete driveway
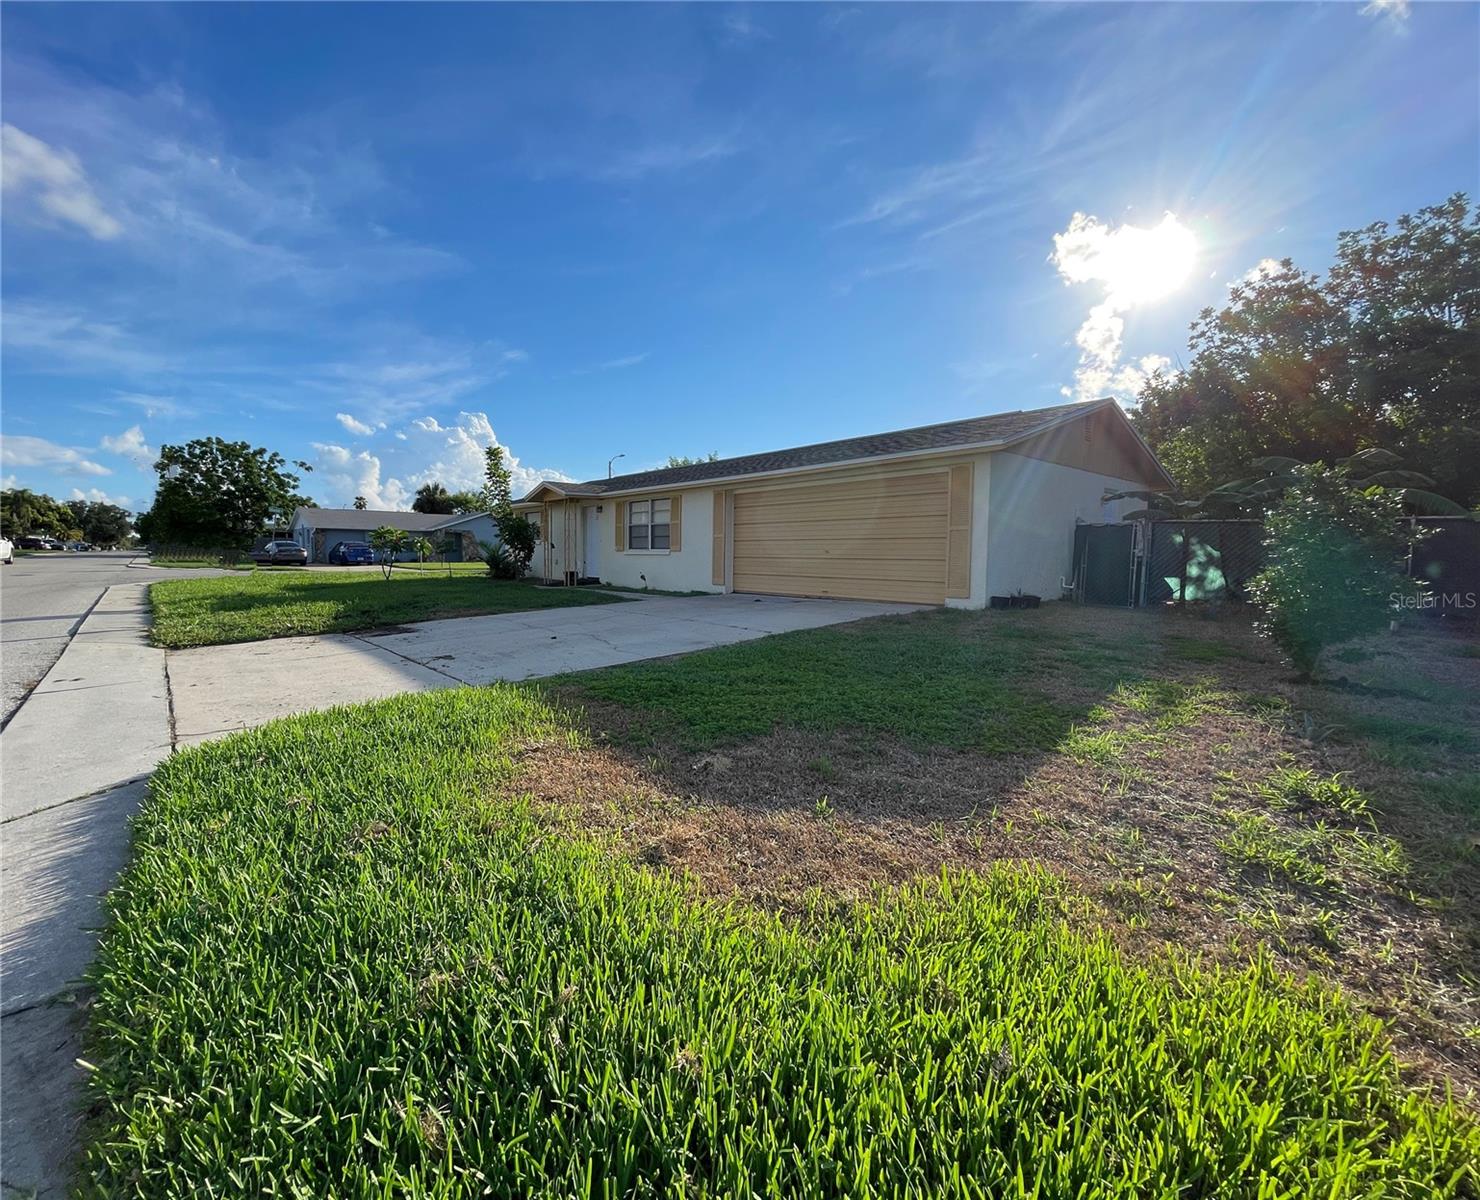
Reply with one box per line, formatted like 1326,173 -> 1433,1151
168,592 -> 920,745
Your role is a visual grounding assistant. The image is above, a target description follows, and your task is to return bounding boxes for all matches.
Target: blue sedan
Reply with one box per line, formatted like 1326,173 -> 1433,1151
327,540 -> 375,565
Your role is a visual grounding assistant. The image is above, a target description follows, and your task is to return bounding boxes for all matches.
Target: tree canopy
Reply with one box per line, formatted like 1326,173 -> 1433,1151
136,438 -> 311,550
1133,193 -> 1479,508
481,446 -> 514,518
412,482 -> 455,514
1,489 -> 134,545
666,452 -> 720,468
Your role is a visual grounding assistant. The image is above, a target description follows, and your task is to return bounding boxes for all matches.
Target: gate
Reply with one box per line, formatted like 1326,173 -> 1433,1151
1143,521 -> 1265,606
1072,523 -> 1137,606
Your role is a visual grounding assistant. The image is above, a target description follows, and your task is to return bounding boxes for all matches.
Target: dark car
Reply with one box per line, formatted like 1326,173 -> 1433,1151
327,540 -> 375,566
250,539 -> 309,566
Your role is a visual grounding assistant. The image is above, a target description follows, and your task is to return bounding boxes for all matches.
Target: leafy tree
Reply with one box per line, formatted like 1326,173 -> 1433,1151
64,499 -> 134,546
666,452 -> 720,468
1,488 -> 74,538
1134,194 -> 1480,507
481,445 -> 514,518
446,489 -> 483,514
136,438 -> 312,551
408,535 -> 434,563
496,513 -> 537,578
412,482 -> 455,514
368,526 -> 407,580
1109,448 -> 1469,521
353,496 -> 368,511
1247,464 -> 1423,680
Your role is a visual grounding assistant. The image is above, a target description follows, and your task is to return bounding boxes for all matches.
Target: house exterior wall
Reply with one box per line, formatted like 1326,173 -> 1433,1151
981,451 -> 1143,602
576,489 -> 723,593
440,514 -> 499,552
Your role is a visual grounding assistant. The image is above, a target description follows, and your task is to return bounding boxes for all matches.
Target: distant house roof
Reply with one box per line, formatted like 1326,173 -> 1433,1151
519,398 -> 1163,502
288,507 -> 486,533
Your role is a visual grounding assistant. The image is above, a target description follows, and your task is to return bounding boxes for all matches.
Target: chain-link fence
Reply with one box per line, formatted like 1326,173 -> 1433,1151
1073,516 -> 1478,613
1142,521 -> 1266,606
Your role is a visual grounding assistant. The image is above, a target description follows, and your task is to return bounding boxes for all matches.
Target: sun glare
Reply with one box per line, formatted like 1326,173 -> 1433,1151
1052,212 -> 1198,307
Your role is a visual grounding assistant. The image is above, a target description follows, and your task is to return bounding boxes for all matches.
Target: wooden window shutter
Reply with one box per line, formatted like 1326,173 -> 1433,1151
946,463 -> 973,599
669,494 -> 682,553
615,500 -> 626,551
711,492 -> 725,586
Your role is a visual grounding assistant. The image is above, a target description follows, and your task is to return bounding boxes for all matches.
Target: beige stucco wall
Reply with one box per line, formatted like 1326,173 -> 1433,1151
980,451 -> 1144,603
570,490 -> 726,593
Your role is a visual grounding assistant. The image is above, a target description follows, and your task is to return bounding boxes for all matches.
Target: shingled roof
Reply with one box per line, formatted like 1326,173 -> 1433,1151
520,398 -> 1116,501
287,507 -> 476,533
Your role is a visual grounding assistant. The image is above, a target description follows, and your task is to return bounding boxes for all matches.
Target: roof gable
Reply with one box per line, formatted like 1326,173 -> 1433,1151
289,507 -> 467,532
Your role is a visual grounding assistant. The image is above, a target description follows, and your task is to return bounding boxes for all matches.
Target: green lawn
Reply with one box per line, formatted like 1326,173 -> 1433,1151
83,686 -> 1478,1197
148,557 -> 253,570
149,572 -> 621,648
555,607 -> 1144,751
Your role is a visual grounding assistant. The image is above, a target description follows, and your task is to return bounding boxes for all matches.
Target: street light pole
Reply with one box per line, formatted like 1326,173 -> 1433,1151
608,453 -> 625,479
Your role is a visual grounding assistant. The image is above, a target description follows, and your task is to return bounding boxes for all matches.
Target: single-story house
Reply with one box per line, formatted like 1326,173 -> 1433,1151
515,398 -> 1172,608
287,507 -> 499,563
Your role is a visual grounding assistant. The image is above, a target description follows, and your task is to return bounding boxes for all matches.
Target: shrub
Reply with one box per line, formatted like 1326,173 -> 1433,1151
495,513 -> 538,577
367,525 -> 407,580
1247,464 -> 1423,679
480,538 -> 518,580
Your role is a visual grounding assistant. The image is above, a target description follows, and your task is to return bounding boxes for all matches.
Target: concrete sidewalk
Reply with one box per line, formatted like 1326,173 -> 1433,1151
0,587 -> 916,1195
167,593 -> 919,745
2,584 -> 173,1199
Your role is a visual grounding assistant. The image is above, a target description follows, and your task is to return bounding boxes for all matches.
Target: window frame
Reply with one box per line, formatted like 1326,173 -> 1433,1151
626,496 -> 672,553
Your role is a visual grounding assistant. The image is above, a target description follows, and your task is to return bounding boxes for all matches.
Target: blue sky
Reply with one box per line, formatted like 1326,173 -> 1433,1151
2,1 -> 1475,511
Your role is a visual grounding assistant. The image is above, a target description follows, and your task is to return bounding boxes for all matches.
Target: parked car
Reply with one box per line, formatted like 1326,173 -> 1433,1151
0,537 -> 13,564
17,535 -> 60,551
249,540 -> 309,566
327,540 -> 375,565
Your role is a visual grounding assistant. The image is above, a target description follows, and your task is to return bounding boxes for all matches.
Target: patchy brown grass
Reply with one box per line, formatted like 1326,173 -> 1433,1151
517,605 -> 1480,1096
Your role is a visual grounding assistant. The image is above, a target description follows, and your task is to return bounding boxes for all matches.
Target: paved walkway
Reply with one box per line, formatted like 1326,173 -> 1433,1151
167,593 -> 917,744
0,586 -> 916,1196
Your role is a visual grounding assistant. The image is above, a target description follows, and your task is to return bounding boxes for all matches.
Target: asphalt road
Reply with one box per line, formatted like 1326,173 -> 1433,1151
0,552 -> 223,725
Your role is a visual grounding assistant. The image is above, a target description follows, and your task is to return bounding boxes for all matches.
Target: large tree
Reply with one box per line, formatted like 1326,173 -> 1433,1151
1,488 -> 74,538
412,482 -> 455,514
64,499 -> 134,547
1133,194 -> 1479,507
136,438 -> 312,550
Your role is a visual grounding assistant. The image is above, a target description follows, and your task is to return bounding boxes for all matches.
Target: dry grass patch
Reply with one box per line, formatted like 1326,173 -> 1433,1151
541,606 -> 1480,1097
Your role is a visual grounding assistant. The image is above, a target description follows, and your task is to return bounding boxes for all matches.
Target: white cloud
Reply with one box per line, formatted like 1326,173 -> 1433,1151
335,412 -> 375,437
309,413 -> 572,508
1051,211 -> 1195,403
100,425 -> 156,468
1239,258 -> 1284,285
1361,0 -> 1410,24
1,123 -> 122,239
575,352 -> 649,375
115,392 -> 188,419
0,434 -> 111,476
70,486 -> 131,507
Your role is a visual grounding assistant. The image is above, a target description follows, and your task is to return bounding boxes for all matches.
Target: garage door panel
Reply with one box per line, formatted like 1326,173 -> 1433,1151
733,557 -> 950,584
733,515 -> 949,542
731,574 -> 943,604
732,470 -> 950,605
734,495 -> 948,524
733,538 -> 947,563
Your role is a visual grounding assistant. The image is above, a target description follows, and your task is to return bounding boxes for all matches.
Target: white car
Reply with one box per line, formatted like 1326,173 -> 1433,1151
0,537 -> 13,564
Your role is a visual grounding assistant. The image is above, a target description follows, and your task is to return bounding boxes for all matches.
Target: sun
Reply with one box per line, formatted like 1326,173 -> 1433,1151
1052,211 -> 1199,308
1099,214 -> 1199,306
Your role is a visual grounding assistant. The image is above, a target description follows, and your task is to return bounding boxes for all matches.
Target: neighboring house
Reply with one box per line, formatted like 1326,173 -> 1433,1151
287,508 -> 499,562
515,398 -> 1173,608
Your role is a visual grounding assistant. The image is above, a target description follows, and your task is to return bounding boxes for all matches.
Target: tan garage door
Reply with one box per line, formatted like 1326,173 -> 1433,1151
732,471 -> 951,604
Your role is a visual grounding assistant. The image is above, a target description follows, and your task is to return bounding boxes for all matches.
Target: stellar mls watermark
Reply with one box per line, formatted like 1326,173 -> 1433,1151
1390,591 -> 1477,611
